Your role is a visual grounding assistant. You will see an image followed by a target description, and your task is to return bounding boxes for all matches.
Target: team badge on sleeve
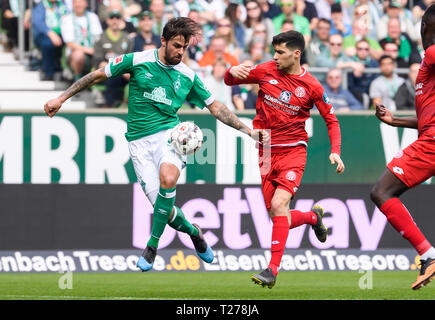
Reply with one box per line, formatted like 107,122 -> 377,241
113,55 -> 124,65
323,91 -> 331,104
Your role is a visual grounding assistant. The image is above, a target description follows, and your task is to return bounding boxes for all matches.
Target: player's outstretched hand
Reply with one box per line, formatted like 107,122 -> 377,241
329,153 -> 345,174
375,104 -> 394,125
44,97 -> 63,118
250,129 -> 270,144
229,64 -> 251,80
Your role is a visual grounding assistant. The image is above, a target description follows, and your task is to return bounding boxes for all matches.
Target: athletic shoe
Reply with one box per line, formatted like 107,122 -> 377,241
191,223 -> 214,263
312,205 -> 328,243
251,268 -> 277,289
411,257 -> 435,290
137,246 -> 156,272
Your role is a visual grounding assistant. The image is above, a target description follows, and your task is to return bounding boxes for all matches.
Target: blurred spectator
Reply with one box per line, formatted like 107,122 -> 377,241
1,0 -> 31,54
330,3 -> 352,37
32,0 -> 67,81
98,0 -> 141,29
133,11 -> 161,52
240,36 -> 272,65
305,18 -> 331,67
273,0 -> 311,44
376,0 -> 418,42
315,0 -> 352,26
411,0 -> 435,50
324,68 -> 364,111
343,18 -> 383,60
224,2 -> 245,49
214,17 -> 242,59
379,17 -> 422,68
369,55 -> 405,111
394,62 -> 420,110
61,0 -> 103,81
198,36 -> 239,68
257,0 -> 282,20
93,9 -> 134,107
347,38 -> 379,106
313,33 -> 353,83
149,0 -> 168,36
203,59 -> 243,111
99,0 -> 137,35
294,0 -> 319,32
350,2 -> 381,40
243,0 -> 274,45
186,9 -> 207,62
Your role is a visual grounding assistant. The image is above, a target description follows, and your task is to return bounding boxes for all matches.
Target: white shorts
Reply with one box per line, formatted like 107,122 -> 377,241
128,129 -> 186,205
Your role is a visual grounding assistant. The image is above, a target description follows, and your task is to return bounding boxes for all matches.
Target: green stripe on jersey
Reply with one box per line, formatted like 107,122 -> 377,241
105,49 -> 214,142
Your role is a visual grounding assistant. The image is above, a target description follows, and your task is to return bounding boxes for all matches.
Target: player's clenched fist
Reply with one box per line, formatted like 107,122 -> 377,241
329,153 -> 345,174
229,64 -> 252,80
375,104 -> 394,126
44,97 -> 63,118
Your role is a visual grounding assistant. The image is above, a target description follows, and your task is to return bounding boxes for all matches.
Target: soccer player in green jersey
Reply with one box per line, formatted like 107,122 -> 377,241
44,17 -> 266,272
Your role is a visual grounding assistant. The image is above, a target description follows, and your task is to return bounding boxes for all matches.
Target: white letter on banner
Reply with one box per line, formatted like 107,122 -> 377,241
85,117 -> 130,183
0,116 -> 23,183
216,118 -> 260,184
31,117 -> 80,183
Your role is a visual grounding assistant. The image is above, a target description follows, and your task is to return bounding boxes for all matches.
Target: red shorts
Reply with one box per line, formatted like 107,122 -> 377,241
259,145 -> 307,211
387,133 -> 435,188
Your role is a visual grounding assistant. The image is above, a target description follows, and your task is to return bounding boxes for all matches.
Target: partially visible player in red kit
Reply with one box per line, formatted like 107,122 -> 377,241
371,4 -> 435,290
224,30 -> 345,288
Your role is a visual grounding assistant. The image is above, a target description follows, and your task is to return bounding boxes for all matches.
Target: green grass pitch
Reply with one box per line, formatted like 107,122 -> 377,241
0,271 -> 433,300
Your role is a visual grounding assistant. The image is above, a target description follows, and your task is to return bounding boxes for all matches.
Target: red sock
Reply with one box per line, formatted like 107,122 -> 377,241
380,198 -> 432,255
268,216 -> 290,276
289,210 -> 317,229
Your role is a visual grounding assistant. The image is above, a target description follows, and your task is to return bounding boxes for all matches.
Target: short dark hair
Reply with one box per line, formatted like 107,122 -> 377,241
161,17 -> 201,43
422,3 -> 435,24
272,30 -> 305,52
379,54 -> 395,64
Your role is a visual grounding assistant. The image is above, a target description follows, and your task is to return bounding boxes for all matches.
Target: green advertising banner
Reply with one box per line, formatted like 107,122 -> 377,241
0,110 -> 430,185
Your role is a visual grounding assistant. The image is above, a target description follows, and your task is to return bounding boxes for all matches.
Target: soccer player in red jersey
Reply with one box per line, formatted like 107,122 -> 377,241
371,4 -> 435,290
224,30 -> 345,288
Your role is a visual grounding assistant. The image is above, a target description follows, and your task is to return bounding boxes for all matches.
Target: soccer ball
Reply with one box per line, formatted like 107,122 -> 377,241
170,121 -> 204,155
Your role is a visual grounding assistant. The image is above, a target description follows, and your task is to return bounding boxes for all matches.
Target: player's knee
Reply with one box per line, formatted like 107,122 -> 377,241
160,173 -> 178,189
370,184 -> 385,208
270,197 -> 287,216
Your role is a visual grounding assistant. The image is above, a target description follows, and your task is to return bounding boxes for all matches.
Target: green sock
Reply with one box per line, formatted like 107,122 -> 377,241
147,187 -> 177,248
168,206 -> 199,237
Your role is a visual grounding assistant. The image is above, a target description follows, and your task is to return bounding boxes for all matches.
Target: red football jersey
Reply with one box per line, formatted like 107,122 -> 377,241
415,44 -> 435,136
224,60 -> 341,154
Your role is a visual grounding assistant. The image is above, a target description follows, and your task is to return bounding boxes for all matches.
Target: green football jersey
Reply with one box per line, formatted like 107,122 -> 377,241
104,49 -> 215,141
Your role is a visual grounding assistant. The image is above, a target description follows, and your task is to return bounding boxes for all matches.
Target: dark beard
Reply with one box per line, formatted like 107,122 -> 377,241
164,46 -> 182,65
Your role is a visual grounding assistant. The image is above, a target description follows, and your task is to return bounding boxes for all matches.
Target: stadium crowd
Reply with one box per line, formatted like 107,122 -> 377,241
0,0 -> 432,109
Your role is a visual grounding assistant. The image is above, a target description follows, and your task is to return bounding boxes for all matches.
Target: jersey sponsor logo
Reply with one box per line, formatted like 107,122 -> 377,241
143,87 -> 172,106
295,86 -> 306,98
323,91 -> 331,104
113,55 -> 124,65
269,79 -> 278,84
393,166 -> 404,175
286,170 -> 296,181
263,94 -> 300,115
279,90 -> 292,103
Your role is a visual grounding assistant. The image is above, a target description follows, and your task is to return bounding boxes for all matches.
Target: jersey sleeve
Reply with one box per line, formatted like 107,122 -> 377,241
224,63 -> 268,86
186,74 -> 215,109
313,85 -> 342,155
424,44 -> 435,67
104,52 -> 134,78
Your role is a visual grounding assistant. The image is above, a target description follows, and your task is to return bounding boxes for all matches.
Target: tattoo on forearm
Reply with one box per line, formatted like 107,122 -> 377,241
215,103 -> 250,135
60,70 -> 99,101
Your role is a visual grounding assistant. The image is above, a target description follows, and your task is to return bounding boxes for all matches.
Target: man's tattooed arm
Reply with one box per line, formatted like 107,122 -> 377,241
59,67 -> 108,103
206,100 -> 252,136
